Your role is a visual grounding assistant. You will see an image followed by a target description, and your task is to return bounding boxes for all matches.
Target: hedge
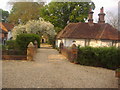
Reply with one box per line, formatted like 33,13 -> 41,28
77,46 -> 120,70
16,33 -> 40,50
48,36 -> 56,48
6,40 -> 20,50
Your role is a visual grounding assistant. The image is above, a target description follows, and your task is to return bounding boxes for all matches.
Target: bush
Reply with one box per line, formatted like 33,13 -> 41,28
0,44 -> 2,50
16,33 -> 40,50
0,44 -> 8,50
6,40 -> 20,50
77,46 -> 120,70
48,36 -> 56,48
116,68 -> 120,72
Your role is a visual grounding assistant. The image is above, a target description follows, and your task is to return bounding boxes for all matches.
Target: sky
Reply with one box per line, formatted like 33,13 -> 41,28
0,0 -> 119,22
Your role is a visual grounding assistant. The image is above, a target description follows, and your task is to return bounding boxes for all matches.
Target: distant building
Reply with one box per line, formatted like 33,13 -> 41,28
56,7 -> 120,48
0,22 -> 14,44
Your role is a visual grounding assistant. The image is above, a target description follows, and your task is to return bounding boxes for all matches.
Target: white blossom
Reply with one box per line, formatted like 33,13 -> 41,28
12,18 -> 56,39
12,24 -> 26,40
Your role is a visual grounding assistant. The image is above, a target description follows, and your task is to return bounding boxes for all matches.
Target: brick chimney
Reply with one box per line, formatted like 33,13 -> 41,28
88,8 -> 94,26
98,7 -> 105,24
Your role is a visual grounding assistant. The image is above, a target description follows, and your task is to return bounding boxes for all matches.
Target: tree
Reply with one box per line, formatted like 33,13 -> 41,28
40,2 -> 95,30
106,11 -> 118,29
12,18 -> 56,39
8,2 -> 44,25
0,9 -> 9,22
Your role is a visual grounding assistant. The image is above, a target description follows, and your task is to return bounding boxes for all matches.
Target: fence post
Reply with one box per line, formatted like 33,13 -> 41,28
71,44 -> 78,63
27,42 -> 35,61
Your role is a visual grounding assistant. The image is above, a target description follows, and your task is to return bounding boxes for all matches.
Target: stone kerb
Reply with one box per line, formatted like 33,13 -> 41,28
27,42 -> 36,61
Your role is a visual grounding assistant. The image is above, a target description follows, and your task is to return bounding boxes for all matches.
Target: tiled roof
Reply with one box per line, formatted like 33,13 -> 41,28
0,23 -> 8,32
2,22 -> 14,31
57,22 -> 120,40
0,22 -> 14,33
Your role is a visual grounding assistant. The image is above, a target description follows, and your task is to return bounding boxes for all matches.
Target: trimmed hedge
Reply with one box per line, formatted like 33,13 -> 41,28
16,33 -> 40,50
77,46 -> 120,70
6,40 -> 20,50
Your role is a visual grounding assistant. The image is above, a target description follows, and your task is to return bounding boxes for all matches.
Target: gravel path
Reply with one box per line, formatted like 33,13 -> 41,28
2,46 -> 118,88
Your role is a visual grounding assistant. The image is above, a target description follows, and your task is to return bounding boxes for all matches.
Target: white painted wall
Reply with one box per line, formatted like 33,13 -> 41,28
56,39 -> 62,48
56,38 -> 119,48
7,31 -> 12,40
65,39 -> 85,47
116,41 -> 120,47
101,40 -> 112,47
56,38 -> 85,47
89,39 -> 101,47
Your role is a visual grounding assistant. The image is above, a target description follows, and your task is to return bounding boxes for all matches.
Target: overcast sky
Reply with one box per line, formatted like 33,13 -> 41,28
0,0 -> 119,22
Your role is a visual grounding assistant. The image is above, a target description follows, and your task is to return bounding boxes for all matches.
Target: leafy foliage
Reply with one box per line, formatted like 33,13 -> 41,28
16,33 -> 40,50
116,68 -> 120,72
6,40 -> 19,50
77,46 -> 120,70
40,2 -> 95,29
48,35 -> 56,48
8,2 -> 44,25
0,9 -> 9,22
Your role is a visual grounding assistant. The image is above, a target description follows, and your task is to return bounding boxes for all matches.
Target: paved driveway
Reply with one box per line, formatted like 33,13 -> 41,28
2,46 -> 118,88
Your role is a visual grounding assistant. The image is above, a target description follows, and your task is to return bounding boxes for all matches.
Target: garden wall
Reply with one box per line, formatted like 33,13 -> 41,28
2,42 -> 38,61
59,43 -> 78,63
2,55 -> 27,60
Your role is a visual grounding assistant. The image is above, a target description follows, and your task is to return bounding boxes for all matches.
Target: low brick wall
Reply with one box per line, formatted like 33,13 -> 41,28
59,43 -> 78,63
2,41 -> 38,61
2,55 -> 27,60
61,47 -> 74,62
2,50 -> 26,55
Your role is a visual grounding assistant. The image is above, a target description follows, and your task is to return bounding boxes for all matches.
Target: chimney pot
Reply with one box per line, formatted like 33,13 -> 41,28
88,8 -> 94,26
100,7 -> 104,13
98,7 -> 105,24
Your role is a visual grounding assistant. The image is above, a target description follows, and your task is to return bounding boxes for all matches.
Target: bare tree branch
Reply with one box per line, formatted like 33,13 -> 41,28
106,11 -> 118,29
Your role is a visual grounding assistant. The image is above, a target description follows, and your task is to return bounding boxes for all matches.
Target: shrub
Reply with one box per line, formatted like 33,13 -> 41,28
0,44 -> 7,50
6,40 -> 20,50
16,33 -> 40,50
48,36 -> 56,48
116,68 -> 120,72
77,46 -> 120,70
0,44 -> 2,50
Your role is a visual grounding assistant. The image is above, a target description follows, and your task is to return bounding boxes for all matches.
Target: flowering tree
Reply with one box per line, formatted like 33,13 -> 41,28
12,24 -> 26,39
12,18 -> 56,39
